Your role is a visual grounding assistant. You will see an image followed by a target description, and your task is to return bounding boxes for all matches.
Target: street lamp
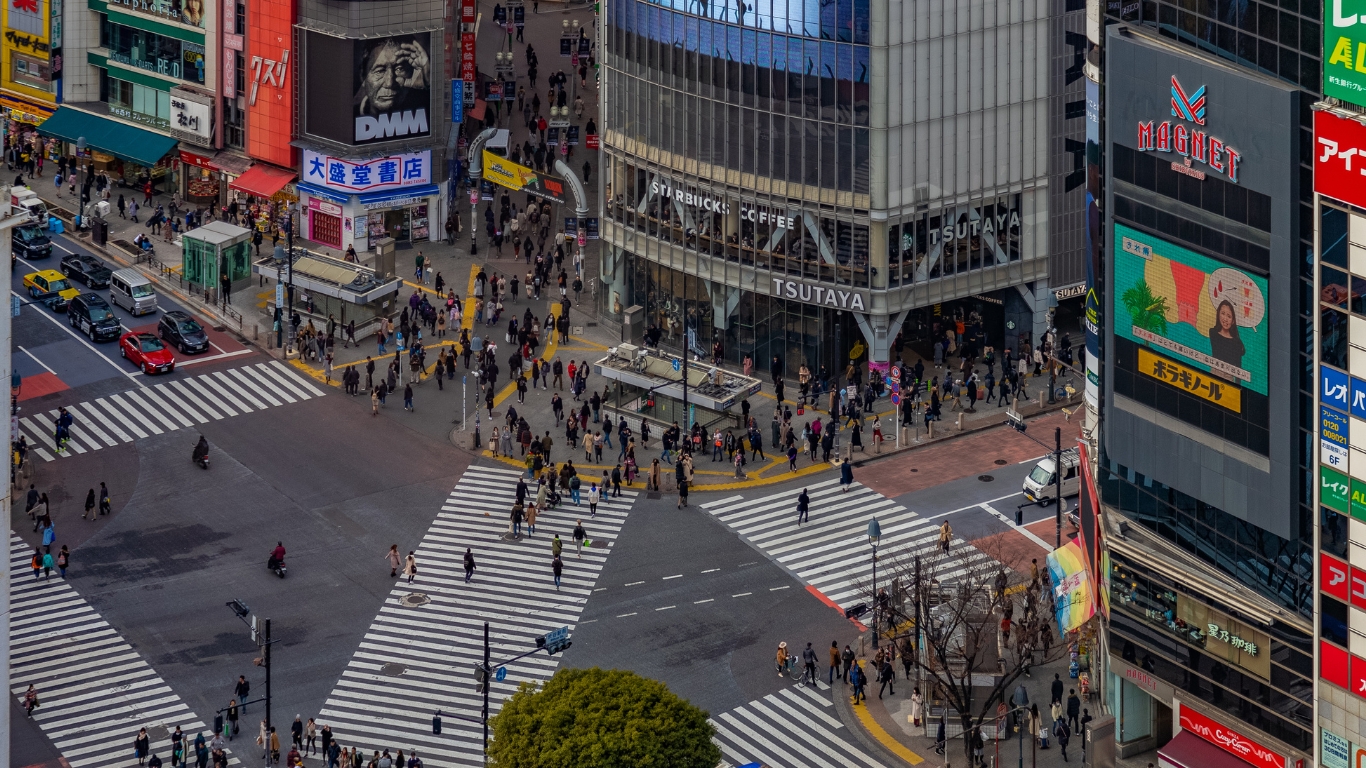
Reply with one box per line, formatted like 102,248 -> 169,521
868,517 -> 881,648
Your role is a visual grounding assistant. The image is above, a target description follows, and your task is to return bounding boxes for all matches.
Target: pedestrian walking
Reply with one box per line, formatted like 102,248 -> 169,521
939,520 -> 952,553
839,457 -> 853,491
84,487 -> 96,519
463,548 -> 476,583
386,545 -> 401,577
56,544 -> 69,578
802,642 -> 818,685
135,728 -> 151,765
403,383 -> 414,411
841,644 -> 855,682
573,520 -> 586,557
587,482 -> 601,516
878,657 -> 896,698
291,717 -> 304,751
304,719 -> 317,756
403,551 -> 417,583
552,554 -> 563,590
796,488 -> 810,524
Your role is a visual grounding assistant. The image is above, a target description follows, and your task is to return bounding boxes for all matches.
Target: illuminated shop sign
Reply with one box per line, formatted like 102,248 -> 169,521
1136,76 -> 1242,183
648,178 -> 797,229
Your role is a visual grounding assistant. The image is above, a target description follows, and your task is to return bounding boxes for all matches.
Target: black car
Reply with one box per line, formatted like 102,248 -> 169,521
60,253 -> 112,288
158,309 -> 210,354
12,223 -> 51,260
67,293 -> 121,342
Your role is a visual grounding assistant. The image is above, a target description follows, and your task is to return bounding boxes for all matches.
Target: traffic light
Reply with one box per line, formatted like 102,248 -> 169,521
228,599 -> 251,618
536,627 -> 572,655
474,664 -> 489,693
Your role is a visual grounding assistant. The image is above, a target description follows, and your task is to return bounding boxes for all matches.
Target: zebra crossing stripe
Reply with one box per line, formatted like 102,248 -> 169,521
708,686 -> 884,768
17,363 -> 325,462
7,535 -> 242,768
704,480 -> 995,607
314,465 -> 637,768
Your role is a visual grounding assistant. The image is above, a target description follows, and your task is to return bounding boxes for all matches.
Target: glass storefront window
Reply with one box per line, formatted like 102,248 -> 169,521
106,23 -> 203,84
107,77 -> 170,130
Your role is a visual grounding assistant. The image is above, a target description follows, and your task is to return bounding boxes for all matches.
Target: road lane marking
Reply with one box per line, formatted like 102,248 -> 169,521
701,568 -> 720,573
662,574 -> 682,580
616,612 -> 636,618
11,289 -> 143,385
733,592 -> 752,597
655,605 -> 675,611
17,345 -> 56,375
770,585 -> 790,591
694,599 -> 714,604
624,581 -> 643,586
980,502 -> 1053,550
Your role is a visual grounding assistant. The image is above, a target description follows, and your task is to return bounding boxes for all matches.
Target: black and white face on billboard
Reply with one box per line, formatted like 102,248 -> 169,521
305,30 -> 434,147
353,33 -> 431,144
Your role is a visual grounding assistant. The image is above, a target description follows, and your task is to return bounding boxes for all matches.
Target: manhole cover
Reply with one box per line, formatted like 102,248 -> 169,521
994,459 -> 1008,465
381,663 -> 407,676
399,593 -> 430,607
590,540 -> 607,548
146,725 -> 170,741
978,475 -> 994,482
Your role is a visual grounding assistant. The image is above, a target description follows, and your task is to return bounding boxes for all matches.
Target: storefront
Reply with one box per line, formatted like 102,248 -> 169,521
179,148 -> 219,205
0,95 -> 54,128
1105,547 -> 1313,758
37,106 -> 179,192
296,148 -> 440,254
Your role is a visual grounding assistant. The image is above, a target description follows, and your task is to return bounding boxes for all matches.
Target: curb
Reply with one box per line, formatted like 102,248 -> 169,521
832,660 -> 928,767
36,198 -> 249,339
849,398 -> 1078,471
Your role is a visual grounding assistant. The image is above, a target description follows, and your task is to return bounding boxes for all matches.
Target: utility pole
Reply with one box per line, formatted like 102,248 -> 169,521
1054,426 -> 1063,548
264,618 -> 273,742
0,188 -> 20,768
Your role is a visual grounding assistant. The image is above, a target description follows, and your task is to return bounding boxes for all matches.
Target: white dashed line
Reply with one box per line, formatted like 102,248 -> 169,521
656,605 -> 676,611
616,612 -> 637,618
593,587 -> 607,592
625,581 -> 644,586
770,585 -> 790,591
733,592 -> 752,598
662,574 -> 682,580
694,598 -> 714,604
701,568 -> 720,573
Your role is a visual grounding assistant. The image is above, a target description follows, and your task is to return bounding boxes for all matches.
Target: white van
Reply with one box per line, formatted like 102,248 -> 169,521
486,129 -> 511,157
10,187 -> 48,225
109,268 -> 158,316
1022,447 -> 1081,505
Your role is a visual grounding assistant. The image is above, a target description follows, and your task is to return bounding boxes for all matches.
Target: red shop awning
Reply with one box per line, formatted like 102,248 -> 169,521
468,99 -> 487,121
1160,731 -> 1263,768
229,164 -> 296,199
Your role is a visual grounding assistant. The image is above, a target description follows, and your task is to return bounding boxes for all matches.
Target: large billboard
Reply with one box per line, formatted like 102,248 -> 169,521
304,32 -> 432,147
246,0 -> 293,167
1113,223 -> 1269,396
482,150 -> 565,204
1104,25 -> 1298,537
1326,0 -> 1366,107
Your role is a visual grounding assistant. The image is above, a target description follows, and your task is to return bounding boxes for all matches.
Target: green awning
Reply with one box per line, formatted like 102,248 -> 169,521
38,107 -> 178,168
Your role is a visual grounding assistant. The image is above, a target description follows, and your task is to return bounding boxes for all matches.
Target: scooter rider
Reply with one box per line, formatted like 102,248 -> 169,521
192,435 -> 209,465
269,541 -> 286,569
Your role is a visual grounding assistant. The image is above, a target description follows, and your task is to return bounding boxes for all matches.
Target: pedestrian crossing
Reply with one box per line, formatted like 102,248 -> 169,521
7,534 -> 239,768
18,360 -> 327,462
703,479 -> 996,608
316,464 -> 638,768
710,684 -> 884,768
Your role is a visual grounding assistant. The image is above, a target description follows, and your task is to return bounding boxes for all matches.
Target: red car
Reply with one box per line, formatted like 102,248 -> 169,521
120,332 -> 176,374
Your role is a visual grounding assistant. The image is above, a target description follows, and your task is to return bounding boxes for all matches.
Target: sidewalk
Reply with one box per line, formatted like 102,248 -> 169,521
834,634 -> 1099,768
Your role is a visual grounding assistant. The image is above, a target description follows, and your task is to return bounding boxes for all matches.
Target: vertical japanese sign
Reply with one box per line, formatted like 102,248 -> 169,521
247,0 -> 295,167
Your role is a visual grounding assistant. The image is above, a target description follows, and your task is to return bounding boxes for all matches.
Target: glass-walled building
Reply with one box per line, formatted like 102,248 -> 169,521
598,0 -> 1080,378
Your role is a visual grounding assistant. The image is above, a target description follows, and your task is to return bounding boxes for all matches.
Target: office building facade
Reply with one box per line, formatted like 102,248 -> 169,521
598,0 -> 1084,377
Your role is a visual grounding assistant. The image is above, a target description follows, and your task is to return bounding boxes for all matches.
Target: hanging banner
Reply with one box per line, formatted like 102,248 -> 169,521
1046,540 -> 1097,633
482,150 -> 566,204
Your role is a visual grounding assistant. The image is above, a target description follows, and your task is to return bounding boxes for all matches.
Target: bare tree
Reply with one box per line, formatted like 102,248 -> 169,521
853,534 -> 1068,766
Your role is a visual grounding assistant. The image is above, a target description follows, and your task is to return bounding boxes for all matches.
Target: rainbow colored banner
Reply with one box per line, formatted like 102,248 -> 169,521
1047,540 -> 1097,633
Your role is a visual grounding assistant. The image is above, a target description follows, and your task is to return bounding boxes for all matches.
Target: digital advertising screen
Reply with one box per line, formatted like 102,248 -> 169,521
1112,222 -> 1268,397
353,33 -> 432,145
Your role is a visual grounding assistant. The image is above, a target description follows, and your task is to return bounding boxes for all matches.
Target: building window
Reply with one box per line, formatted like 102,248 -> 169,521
107,76 -> 170,130
223,96 -> 244,149
106,24 -> 203,84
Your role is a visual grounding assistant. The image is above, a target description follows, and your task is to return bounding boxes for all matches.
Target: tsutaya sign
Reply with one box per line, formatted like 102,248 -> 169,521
1136,76 -> 1243,183
769,277 -> 868,310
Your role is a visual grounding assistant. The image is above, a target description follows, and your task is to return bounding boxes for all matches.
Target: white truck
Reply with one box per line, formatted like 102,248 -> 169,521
10,186 -> 49,225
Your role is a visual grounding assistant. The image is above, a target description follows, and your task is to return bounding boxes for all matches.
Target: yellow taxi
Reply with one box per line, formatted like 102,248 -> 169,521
24,269 -> 81,312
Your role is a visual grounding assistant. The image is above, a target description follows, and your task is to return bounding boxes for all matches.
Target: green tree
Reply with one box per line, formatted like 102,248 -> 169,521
488,668 -> 720,768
